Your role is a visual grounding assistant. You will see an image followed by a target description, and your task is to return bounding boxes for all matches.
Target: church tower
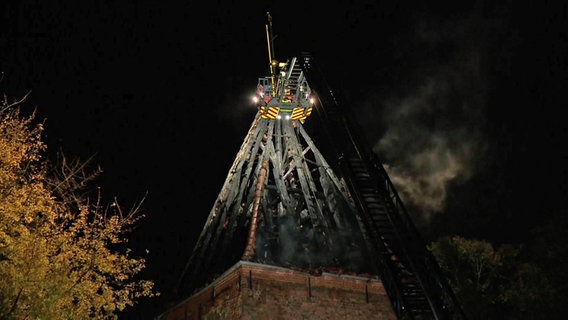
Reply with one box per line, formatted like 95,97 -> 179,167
157,13 -> 464,320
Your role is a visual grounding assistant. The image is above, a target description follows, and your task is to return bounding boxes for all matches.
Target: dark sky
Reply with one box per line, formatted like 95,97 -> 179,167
2,1 -> 567,318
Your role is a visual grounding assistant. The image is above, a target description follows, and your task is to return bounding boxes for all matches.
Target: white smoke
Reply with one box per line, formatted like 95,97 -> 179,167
364,8 -> 506,221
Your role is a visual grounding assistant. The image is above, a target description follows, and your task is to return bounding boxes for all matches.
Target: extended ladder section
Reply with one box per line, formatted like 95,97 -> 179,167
298,52 -> 466,320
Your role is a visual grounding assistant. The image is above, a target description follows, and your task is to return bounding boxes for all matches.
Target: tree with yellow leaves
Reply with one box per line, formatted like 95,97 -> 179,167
0,92 -> 157,319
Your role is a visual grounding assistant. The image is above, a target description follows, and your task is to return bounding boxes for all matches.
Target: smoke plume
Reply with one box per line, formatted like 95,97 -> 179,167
361,8 -> 509,222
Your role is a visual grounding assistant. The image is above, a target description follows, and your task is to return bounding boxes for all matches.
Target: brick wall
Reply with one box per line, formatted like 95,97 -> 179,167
157,261 -> 396,320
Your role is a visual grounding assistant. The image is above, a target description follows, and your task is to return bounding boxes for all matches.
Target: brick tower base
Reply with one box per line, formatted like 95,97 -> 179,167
157,261 -> 397,320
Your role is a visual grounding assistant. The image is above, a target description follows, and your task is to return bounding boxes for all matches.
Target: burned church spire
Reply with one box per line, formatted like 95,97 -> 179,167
163,13 -> 465,320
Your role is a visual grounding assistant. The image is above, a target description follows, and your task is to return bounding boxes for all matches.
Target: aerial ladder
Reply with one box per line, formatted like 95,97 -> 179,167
254,12 -> 314,123
297,49 -> 466,320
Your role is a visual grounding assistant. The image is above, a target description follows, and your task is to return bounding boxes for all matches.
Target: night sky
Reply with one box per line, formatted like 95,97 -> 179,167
1,1 -> 567,319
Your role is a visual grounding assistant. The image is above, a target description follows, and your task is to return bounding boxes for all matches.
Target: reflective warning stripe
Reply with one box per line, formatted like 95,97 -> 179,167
259,107 -> 312,120
291,108 -> 304,119
291,107 -> 313,120
260,106 -> 279,119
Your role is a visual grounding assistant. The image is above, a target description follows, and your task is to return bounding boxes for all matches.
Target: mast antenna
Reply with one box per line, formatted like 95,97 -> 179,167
266,12 -> 277,96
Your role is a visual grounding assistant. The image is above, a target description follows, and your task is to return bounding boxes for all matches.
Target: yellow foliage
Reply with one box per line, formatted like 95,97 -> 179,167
0,94 -> 157,319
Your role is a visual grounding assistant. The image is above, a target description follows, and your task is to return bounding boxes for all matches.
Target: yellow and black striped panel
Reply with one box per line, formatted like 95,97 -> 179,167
291,107 -> 313,120
259,106 -> 279,119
